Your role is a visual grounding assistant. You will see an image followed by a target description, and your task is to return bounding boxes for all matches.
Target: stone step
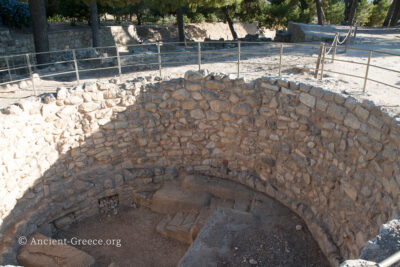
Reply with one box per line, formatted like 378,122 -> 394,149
156,210 -> 199,244
132,191 -> 154,208
234,198 -> 251,212
182,174 -> 254,201
151,182 -> 211,214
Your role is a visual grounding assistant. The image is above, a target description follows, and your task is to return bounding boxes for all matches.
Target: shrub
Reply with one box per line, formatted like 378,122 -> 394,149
190,13 -> 206,23
367,0 -> 391,26
0,0 -> 31,28
205,13 -> 218,23
355,0 -> 373,25
323,0 -> 345,24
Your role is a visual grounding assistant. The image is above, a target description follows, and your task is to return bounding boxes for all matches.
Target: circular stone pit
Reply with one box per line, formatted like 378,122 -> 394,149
0,70 -> 400,266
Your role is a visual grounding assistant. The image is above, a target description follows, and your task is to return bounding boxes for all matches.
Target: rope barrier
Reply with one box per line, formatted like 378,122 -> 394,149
324,26 -> 353,57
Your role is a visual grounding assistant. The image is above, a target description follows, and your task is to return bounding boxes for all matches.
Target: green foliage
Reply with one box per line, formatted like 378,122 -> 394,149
239,0 -> 267,24
367,0 -> 391,26
354,0 -> 373,25
0,0 -> 31,28
262,0 -> 314,28
56,0 -> 89,21
323,0 -> 345,24
189,13 -> 206,23
205,13 -> 218,22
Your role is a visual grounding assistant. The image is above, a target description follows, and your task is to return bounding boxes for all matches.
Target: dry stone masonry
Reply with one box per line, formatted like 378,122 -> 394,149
0,70 -> 399,266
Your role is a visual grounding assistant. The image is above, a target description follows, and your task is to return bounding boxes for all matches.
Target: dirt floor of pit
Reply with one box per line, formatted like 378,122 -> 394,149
54,206 -> 329,267
55,206 -> 189,267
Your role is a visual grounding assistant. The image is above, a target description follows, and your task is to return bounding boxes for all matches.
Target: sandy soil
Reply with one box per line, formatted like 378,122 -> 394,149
55,206 -> 189,267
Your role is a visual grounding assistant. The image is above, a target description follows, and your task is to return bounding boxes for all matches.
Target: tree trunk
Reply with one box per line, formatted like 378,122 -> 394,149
90,1 -> 99,47
390,0 -> 400,26
177,6 -> 185,44
344,0 -> 353,23
383,0 -> 395,26
137,13 -> 143,25
224,8 -> 238,40
316,0 -> 324,25
29,0 -> 49,65
347,0 -> 358,25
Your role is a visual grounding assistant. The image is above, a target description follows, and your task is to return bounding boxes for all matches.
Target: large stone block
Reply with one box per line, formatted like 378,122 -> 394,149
17,233 -> 95,267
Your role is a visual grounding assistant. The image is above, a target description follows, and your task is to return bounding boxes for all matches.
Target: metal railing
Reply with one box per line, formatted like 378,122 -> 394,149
0,40 -> 399,98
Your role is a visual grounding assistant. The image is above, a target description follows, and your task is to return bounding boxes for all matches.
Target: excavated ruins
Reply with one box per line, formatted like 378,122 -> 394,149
0,70 -> 400,266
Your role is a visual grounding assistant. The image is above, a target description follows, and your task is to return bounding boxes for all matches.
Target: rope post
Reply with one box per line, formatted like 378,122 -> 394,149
116,45 -> 122,77
237,40 -> 241,79
363,50 -> 372,93
279,43 -> 283,76
345,26 -> 352,53
198,41 -> 201,71
72,49 -> 80,85
320,43 -> 326,80
26,54 -> 37,96
5,56 -> 12,81
157,42 -> 162,77
314,42 -> 324,79
331,33 -> 338,63
353,23 -> 358,44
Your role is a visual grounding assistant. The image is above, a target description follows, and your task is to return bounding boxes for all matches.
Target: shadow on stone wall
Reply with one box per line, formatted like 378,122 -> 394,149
1,70 -> 400,267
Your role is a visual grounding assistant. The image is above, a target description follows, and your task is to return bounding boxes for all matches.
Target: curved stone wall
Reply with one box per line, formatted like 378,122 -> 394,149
1,71 -> 399,266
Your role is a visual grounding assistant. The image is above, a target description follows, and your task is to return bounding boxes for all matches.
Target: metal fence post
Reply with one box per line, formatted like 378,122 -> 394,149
5,57 -> 12,81
314,42 -> 324,79
320,43 -> 326,80
157,42 -> 162,77
279,43 -> 283,76
198,42 -> 201,71
116,45 -> 122,77
237,40 -> 241,78
332,33 -> 338,63
363,50 -> 372,92
72,49 -> 80,85
26,54 -> 37,96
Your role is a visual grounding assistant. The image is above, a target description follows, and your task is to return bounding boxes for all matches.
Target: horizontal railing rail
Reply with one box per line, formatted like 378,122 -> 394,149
0,40 -> 399,98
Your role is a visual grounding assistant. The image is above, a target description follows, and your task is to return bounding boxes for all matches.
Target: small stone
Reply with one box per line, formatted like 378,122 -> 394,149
249,259 -> 257,265
299,93 -> 316,108
56,87 -> 69,100
231,102 -> 252,115
296,224 -> 303,231
209,100 -> 230,113
184,70 -> 203,81
172,89 -> 191,101
190,109 -> 205,120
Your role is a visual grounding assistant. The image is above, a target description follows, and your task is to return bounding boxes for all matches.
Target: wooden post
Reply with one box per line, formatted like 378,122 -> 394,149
237,40 -> 241,78
157,42 -> 162,77
26,54 -> 37,96
331,33 -> 338,63
198,42 -> 201,71
116,46 -> 122,77
363,50 -> 372,92
320,43 -> 326,80
353,23 -> 358,44
345,26 -> 352,53
314,43 -> 324,79
279,43 -> 283,76
5,57 -> 12,81
72,49 -> 80,85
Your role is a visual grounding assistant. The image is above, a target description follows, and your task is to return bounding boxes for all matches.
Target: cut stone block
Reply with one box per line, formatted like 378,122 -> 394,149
151,182 -> 211,214
182,175 -> 254,201
17,232 -> 95,267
